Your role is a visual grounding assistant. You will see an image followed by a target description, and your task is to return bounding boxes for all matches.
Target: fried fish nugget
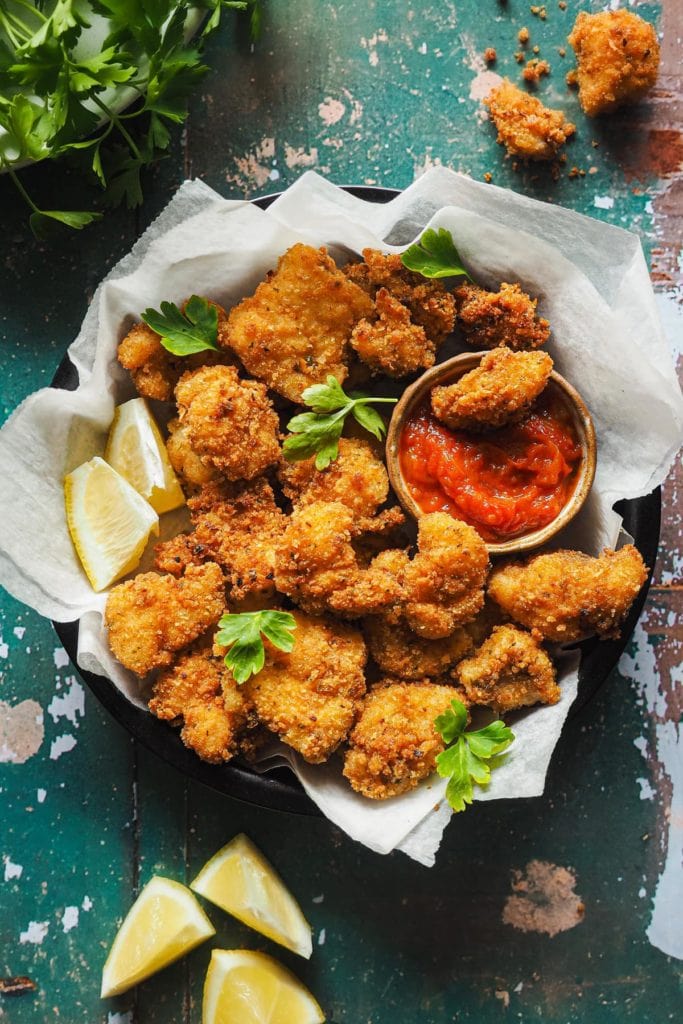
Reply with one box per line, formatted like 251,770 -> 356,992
278,437 -> 389,519
488,545 -> 648,642
484,79 -> 575,161
175,365 -> 280,481
166,418 -> 220,490
105,563 -> 225,676
345,249 -> 456,344
343,679 -> 463,799
403,513 -> 489,639
225,244 -> 374,403
455,281 -> 550,351
456,625 -> 559,713
242,611 -> 367,763
149,645 -> 249,764
364,616 -> 473,680
431,348 -> 553,431
568,10 -> 659,117
350,288 -> 434,377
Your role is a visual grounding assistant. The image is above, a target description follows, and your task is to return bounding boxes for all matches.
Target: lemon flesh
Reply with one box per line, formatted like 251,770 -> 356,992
105,397 -> 185,514
191,834 -> 312,959
203,949 -> 324,1024
65,456 -> 159,592
101,876 -> 215,998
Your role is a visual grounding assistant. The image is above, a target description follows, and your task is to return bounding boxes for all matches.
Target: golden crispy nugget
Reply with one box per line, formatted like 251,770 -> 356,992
455,281 -> 550,351
350,288 -> 435,378
278,437 -> 390,519
488,545 -> 648,642
225,244 -> 374,402
484,79 -> 575,160
456,624 -> 559,713
241,611 -> 367,763
431,348 -> 553,431
364,615 -> 474,680
568,10 -> 659,117
343,679 -> 464,799
175,365 -> 280,482
105,563 -> 225,676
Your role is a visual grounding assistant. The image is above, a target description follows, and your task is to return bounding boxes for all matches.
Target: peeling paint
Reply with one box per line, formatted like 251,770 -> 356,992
62,906 -> 79,933
49,734 -> 77,760
226,137 -> 276,192
47,677 -> 85,728
284,145 -> 319,170
469,70 -> 501,103
3,856 -> 23,881
318,97 -> 346,127
19,920 -> 49,944
0,700 -> 44,764
53,646 -> 69,669
502,860 -> 584,937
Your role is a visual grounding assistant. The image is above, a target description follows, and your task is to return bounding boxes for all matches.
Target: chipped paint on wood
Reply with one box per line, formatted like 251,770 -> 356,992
502,860 -> 585,937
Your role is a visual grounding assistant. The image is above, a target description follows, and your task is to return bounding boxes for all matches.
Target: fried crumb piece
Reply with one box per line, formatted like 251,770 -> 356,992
514,51 -> 525,63
568,10 -> 660,117
532,44 -> 540,55
455,281 -> 550,351
558,46 -> 566,57
483,171 -> 493,183
456,625 -> 560,713
350,287 -> 434,377
485,79 -> 575,161
530,5 -> 546,19
566,68 -> 578,87
484,47 -> 497,64
559,1 -> 566,9
523,58 -> 551,83
567,166 -> 586,179
518,27 -> 530,44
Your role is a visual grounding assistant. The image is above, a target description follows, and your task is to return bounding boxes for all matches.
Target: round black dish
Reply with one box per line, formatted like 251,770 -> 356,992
51,186 -> 661,816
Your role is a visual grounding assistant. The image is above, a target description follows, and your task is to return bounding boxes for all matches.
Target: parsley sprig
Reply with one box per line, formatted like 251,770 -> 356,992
216,610 -> 297,685
400,227 -> 471,280
434,699 -> 514,813
142,295 -> 219,355
282,376 -> 398,470
0,1 -> 261,235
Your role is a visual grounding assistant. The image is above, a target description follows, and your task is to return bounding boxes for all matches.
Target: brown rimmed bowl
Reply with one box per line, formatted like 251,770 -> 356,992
386,351 -> 597,556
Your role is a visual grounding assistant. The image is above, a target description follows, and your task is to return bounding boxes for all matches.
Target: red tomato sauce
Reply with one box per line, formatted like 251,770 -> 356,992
399,392 -> 583,542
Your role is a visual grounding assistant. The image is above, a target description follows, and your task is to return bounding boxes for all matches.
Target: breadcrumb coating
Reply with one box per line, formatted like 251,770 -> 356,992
568,10 -> 660,117
431,348 -> 553,431
241,611 -> 367,763
455,281 -> 550,351
225,243 -> 374,402
105,563 -> 225,676
488,545 -> 648,642
166,418 -> 220,490
343,680 -> 462,799
364,615 -> 473,680
278,437 -> 389,519
485,79 -> 575,160
175,365 -> 280,481
350,287 -> 435,378
456,624 -> 559,713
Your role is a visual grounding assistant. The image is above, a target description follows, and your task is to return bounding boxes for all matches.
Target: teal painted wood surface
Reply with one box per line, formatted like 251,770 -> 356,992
1,2 -> 682,1021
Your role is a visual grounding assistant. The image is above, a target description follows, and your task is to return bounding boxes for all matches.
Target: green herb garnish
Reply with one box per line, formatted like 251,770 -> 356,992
282,376 -> 398,471
216,610 -> 297,685
400,227 -> 470,280
434,699 -> 514,813
141,295 -> 219,355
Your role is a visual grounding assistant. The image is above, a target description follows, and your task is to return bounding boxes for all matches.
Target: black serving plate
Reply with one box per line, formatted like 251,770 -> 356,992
51,186 -> 661,816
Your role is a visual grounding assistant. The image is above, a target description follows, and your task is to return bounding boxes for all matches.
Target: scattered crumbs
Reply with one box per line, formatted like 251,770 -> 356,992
514,981 -> 524,993
82,895 -> 93,911
62,906 -> 79,933
3,857 -> 23,882
484,47 -> 497,64
591,139 -> 600,148
483,172 -> 493,182
318,928 -> 326,946
559,0 -> 566,9
12,627 -> 25,640
495,990 -> 510,1008
312,894 -> 325,904
514,51 -> 525,63
19,921 -> 49,945
532,44 -> 540,54
593,195 -> 614,209
523,58 -> 550,83
530,4 -> 547,19
558,46 -> 566,57
36,789 -> 46,804
566,69 -> 578,87
568,166 -> 586,179
53,648 -> 69,669
49,734 -> 77,760
518,27 -> 530,44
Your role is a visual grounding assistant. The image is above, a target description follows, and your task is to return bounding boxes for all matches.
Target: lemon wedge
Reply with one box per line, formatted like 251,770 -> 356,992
191,834 -> 312,959
105,397 -> 185,514
203,950 -> 325,1024
101,876 -> 215,998
65,456 -> 159,592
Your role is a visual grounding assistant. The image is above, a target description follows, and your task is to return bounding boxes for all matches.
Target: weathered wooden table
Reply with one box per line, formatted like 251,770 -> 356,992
1,2 -> 681,1021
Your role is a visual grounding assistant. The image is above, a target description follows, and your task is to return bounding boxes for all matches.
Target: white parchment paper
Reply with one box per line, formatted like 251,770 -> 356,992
0,168 -> 681,866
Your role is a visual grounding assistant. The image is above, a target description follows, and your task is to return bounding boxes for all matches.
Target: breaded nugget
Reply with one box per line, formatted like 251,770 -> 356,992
488,545 -> 648,642
105,563 -> 225,676
154,479 -> 286,602
175,365 -> 280,481
117,303 -> 231,402
403,513 -> 489,639
456,625 -> 559,713
484,79 -> 575,160
455,281 -> 550,351
149,645 -> 249,764
278,437 -> 389,519
242,611 -> 367,763
225,244 -> 374,403
364,616 -> 473,680
345,249 -> 456,344
166,418 -> 220,490
431,348 -> 553,431
343,679 -> 462,799
350,288 -> 434,378
568,10 -> 659,117
274,501 -> 406,618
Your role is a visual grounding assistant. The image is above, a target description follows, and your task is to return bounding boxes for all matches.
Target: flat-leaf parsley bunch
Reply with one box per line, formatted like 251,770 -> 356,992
0,0 -> 261,235
434,699 -> 514,813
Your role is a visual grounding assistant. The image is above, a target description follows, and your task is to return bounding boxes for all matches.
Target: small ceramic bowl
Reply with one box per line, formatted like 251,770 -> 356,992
385,351 -> 597,556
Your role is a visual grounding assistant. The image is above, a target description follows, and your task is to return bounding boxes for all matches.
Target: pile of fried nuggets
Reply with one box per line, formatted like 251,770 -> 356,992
105,241 -> 647,801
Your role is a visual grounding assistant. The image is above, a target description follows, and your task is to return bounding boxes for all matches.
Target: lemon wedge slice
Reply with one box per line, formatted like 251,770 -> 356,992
101,876 -> 215,998
203,950 -> 325,1024
191,834 -> 312,959
65,456 -> 159,592
105,397 -> 185,514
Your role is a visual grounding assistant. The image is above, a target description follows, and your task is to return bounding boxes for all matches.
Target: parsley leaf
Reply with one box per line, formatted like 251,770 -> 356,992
283,376 -> 397,470
216,611 -> 297,685
434,699 -> 514,813
400,227 -> 471,280
141,295 -> 219,355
